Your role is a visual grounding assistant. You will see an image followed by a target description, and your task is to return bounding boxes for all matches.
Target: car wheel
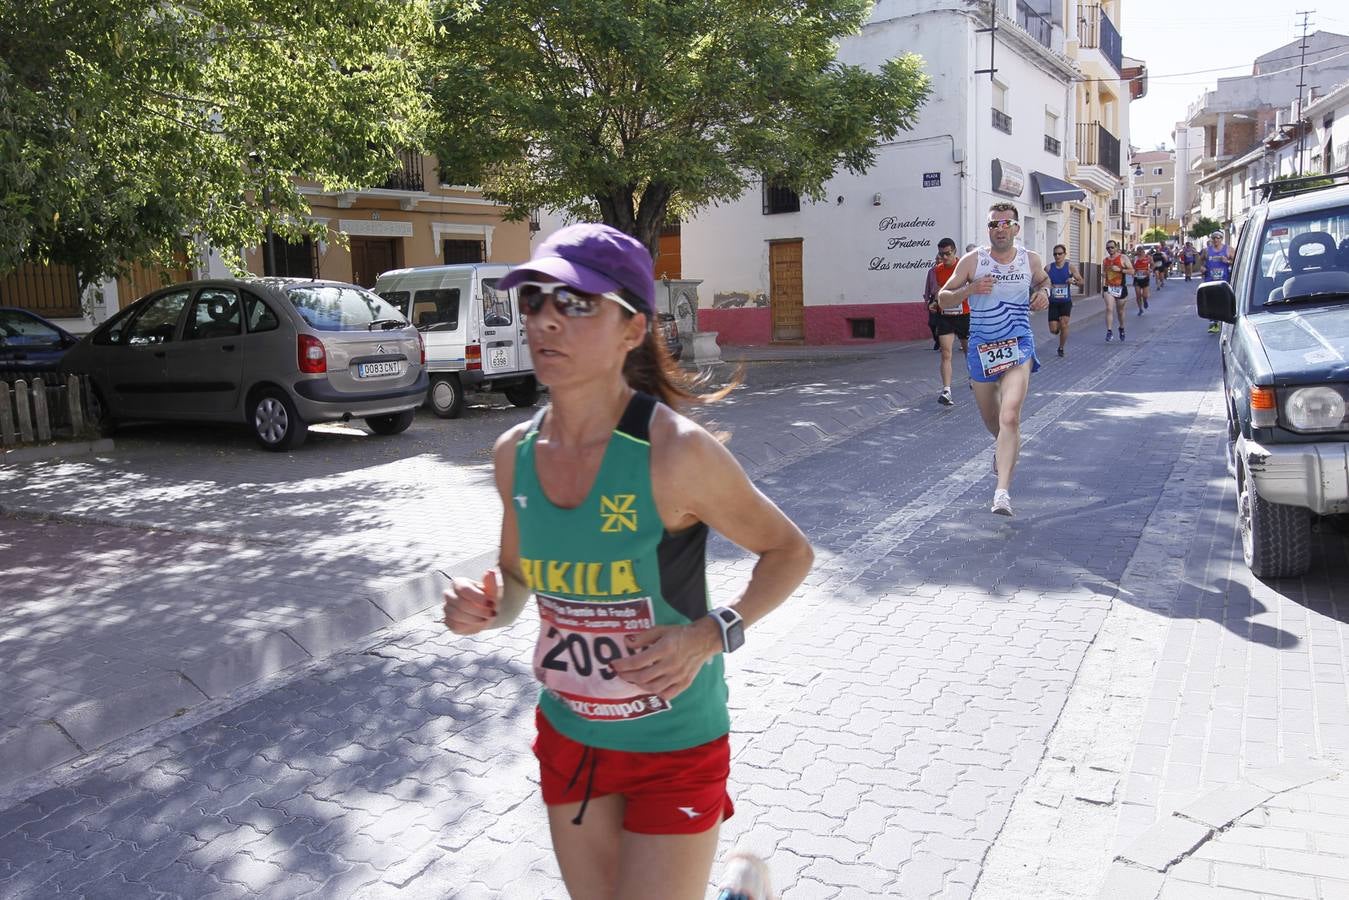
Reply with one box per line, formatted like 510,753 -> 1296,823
251,387 -> 307,451
365,408 -> 416,436
429,374 -> 465,419
84,382 -> 117,437
504,378 -> 540,408
1238,459 -> 1311,578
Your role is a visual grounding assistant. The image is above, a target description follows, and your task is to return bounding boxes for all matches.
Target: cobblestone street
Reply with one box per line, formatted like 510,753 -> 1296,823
2,281 -> 1347,899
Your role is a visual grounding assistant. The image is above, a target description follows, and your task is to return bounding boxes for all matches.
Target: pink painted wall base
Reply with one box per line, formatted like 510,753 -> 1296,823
699,301 -> 931,345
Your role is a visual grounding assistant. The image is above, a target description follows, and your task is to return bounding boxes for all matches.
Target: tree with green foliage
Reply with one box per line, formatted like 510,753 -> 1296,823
426,0 -> 930,254
1187,216 -> 1224,240
1,0 -> 431,289
1143,227 -> 1169,243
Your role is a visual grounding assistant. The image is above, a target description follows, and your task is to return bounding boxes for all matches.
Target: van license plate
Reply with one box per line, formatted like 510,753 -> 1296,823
489,348 -> 510,368
357,361 -> 403,378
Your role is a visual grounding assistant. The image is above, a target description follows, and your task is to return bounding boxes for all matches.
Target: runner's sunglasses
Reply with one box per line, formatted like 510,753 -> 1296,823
515,282 -> 637,318
987,218 -> 1017,229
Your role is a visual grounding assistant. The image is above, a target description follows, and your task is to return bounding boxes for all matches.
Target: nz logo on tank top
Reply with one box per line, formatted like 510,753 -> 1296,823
600,494 -> 638,532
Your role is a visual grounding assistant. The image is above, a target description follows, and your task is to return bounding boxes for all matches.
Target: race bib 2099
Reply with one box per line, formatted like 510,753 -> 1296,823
533,594 -> 671,721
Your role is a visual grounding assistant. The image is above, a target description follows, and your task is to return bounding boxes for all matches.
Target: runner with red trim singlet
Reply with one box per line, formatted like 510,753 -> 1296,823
442,223 -> 812,900
938,202 -> 1051,516
925,237 -> 966,406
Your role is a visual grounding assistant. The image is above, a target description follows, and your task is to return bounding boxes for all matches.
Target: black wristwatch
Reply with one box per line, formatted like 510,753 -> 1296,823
708,607 -> 745,654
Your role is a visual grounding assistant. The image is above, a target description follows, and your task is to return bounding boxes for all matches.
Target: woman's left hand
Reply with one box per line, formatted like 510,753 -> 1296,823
609,620 -> 720,701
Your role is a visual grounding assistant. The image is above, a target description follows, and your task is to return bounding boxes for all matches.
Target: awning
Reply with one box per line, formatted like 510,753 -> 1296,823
1031,171 -> 1087,204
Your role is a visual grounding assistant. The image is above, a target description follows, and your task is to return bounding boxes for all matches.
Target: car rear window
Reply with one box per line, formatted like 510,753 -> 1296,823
286,285 -> 407,331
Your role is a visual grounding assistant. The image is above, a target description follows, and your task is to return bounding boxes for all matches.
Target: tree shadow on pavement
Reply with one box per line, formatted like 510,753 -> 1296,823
0,641 -> 545,897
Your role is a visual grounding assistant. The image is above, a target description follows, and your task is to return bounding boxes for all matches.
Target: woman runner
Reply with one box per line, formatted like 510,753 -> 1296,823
1132,246 -> 1151,314
442,223 -> 813,900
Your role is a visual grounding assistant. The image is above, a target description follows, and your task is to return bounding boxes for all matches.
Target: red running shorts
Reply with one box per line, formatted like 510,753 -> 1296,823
532,707 -> 734,835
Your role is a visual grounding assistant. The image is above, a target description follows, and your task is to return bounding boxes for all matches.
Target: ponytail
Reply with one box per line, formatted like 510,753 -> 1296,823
620,295 -> 738,409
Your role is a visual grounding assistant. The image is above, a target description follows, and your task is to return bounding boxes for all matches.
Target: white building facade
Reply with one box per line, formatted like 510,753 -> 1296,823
685,0 -> 1093,344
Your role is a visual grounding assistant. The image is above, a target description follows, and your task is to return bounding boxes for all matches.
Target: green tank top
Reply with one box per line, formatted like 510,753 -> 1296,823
514,392 -> 730,752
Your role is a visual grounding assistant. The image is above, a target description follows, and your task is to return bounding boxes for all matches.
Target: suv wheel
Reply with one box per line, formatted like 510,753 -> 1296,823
251,387 -> 308,451
429,374 -> 465,419
1238,459 -> 1311,578
365,408 -> 416,436
504,378 -> 540,408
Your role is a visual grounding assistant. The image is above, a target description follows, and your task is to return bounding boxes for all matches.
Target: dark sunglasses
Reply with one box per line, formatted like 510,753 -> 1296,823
516,282 -> 635,318
987,218 -> 1017,229
1053,251 -> 1066,256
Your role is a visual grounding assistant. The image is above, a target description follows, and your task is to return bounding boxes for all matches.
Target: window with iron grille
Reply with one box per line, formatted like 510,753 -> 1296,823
1044,135 -> 1061,155
263,235 -> 317,278
443,239 -> 485,264
992,109 -> 1012,134
762,178 -> 800,215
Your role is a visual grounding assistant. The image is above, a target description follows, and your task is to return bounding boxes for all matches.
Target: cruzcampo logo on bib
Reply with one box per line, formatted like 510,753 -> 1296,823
600,494 -> 638,532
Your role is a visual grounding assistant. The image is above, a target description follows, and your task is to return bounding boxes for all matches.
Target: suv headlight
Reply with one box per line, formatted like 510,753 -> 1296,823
1283,385 -> 1348,432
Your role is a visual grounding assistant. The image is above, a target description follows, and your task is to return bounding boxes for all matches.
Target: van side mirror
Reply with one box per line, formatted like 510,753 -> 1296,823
1197,281 -> 1237,324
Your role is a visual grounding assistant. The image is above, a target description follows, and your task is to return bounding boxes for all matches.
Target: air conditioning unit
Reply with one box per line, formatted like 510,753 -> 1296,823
1041,198 -> 1060,213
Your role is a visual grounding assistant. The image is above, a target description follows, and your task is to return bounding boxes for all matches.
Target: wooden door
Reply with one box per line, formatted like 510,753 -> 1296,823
769,240 -> 804,342
351,238 -> 399,287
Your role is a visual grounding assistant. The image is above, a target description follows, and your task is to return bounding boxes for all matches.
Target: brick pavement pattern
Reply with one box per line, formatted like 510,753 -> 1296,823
2,284 -> 1346,898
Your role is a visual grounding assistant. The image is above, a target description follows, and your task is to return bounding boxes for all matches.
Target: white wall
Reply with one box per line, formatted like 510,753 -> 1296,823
684,4 -> 1073,308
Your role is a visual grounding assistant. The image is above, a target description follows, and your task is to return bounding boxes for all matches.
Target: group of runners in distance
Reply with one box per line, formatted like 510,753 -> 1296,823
436,214 -> 1239,900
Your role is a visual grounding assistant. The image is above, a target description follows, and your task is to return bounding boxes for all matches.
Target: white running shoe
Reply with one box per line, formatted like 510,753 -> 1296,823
938,387 -> 954,406
716,850 -> 774,900
991,489 -> 1013,516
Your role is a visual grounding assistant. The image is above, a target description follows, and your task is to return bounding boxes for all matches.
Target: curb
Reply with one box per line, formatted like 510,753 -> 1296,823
1,438 -> 115,464
1096,760 -> 1340,899
0,548 -> 498,804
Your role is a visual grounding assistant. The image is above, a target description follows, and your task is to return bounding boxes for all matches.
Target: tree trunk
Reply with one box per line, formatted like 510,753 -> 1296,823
594,181 -> 671,259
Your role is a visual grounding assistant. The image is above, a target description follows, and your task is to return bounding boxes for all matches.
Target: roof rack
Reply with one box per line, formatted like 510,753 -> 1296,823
1255,171 -> 1349,201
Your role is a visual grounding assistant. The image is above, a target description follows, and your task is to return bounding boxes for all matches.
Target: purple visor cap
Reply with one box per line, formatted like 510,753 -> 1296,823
499,223 -> 655,315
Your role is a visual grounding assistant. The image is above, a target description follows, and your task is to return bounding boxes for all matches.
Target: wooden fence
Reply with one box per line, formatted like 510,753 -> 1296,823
0,372 -> 98,447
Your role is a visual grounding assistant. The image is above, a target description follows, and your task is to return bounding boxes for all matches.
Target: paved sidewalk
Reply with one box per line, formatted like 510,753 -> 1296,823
0,283 -> 1246,900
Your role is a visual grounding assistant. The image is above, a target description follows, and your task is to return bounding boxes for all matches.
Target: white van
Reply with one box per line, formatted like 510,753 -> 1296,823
372,264 -> 538,418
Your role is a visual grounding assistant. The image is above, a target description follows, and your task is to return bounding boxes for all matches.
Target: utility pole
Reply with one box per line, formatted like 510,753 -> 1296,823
1294,10 -> 1314,177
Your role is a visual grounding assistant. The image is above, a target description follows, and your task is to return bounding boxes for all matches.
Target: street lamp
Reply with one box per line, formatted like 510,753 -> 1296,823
1123,164 -> 1144,248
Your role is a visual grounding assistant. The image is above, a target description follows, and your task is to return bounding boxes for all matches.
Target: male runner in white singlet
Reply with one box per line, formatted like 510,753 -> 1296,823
938,203 -> 1050,516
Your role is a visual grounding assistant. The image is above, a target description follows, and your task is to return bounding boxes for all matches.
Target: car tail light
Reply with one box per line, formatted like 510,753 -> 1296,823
298,334 -> 327,374
416,332 -> 425,366
1249,385 -> 1277,428
466,344 -> 482,371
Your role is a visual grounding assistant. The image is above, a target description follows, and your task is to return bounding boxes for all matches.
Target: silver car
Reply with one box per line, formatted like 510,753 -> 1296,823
62,278 -> 428,450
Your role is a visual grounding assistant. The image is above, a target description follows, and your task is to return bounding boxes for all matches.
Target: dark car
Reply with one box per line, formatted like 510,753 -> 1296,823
0,307 -> 80,372
1197,174 -> 1349,577
61,278 -> 428,451
657,312 -> 683,362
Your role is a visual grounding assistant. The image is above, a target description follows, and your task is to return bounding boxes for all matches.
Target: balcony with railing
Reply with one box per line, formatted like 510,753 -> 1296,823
1077,123 -> 1120,176
992,109 -> 1013,134
1079,4 -> 1122,75
1044,134 -> 1061,156
380,150 -> 426,192
1016,0 -> 1054,51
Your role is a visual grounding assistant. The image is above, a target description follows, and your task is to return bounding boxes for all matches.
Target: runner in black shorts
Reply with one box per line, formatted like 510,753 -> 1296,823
926,238 -> 967,405
1045,244 -> 1083,357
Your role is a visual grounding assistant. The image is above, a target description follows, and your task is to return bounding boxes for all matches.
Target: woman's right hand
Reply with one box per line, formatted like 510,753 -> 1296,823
442,569 -> 501,635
